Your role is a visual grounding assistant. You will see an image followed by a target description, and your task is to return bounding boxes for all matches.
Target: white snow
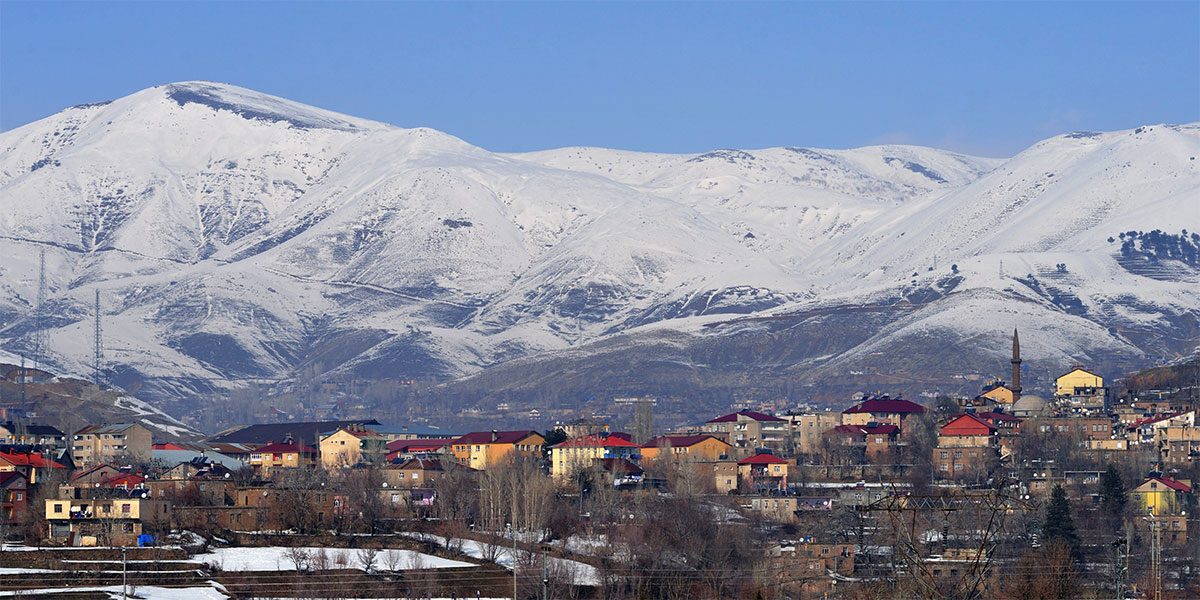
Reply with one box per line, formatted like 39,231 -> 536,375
401,532 -> 600,586
0,81 -> 1195,406
193,546 -> 474,571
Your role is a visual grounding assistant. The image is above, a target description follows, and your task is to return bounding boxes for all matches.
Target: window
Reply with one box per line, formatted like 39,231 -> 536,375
53,503 -> 63,514
122,504 -> 131,514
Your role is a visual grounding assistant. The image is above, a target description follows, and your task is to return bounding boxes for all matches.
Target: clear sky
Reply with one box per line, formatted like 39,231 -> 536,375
1,1 -> 1197,156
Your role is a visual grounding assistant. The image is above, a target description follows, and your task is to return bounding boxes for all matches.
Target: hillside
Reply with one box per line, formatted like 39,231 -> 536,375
0,82 -> 1196,429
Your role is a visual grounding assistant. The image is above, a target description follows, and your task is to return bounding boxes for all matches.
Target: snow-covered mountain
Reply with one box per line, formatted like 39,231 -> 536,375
0,82 -> 1196,424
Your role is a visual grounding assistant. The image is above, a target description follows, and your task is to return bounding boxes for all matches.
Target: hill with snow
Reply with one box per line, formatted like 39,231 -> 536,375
0,82 -> 1196,427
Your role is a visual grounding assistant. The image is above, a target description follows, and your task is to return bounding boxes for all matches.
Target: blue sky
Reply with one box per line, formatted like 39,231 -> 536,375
1,1 -> 1197,156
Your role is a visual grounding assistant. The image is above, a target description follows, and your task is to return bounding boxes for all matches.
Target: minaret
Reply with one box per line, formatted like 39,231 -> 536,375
1010,329 -> 1022,401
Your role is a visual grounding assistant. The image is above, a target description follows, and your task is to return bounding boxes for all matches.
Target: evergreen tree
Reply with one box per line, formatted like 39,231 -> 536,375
1099,463 -> 1126,525
1042,484 -> 1082,563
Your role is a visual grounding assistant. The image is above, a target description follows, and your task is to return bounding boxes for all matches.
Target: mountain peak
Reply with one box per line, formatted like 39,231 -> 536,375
157,80 -> 389,132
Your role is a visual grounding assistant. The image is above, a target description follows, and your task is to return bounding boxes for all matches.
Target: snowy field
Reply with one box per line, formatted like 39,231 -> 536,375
0,583 -> 229,599
194,546 -> 475,571
401,532 -> 600,586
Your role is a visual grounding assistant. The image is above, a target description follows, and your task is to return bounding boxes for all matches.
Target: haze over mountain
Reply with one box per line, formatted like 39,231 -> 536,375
0,82 -> 1196,426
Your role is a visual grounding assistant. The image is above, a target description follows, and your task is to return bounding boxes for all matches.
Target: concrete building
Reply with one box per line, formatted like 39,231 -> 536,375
72,423 -> 153,467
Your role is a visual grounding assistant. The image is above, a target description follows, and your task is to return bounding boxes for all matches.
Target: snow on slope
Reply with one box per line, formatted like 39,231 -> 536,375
0,81 -> 1195,419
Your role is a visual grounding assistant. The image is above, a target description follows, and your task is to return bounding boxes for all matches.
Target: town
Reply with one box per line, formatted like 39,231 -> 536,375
0,331 -> 1193,599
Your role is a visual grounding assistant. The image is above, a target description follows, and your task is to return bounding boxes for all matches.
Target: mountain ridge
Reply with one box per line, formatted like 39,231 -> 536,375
0,82 -> 1196,429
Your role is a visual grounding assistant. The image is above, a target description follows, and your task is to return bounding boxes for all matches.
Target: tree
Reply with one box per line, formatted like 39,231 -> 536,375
1042,484 -> 1081,563
1099,463 -> 1127,528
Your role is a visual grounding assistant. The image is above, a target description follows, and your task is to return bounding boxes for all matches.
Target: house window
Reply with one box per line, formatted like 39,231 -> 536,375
53,503 -> 63,514
122,504 -> 131,514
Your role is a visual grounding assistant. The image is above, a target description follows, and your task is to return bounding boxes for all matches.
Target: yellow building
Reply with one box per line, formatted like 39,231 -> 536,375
1055,367 -> 1103,397
71,423 -> 153,467
783,413 -> 842,454
1130,476 -> 1191,516
549,433 -> 640,479
319,427 -> 386,469
980,383 -> 1016,405
640,434 -> 732,462
45,497 -> 171,546
450,430 -> 545,470
248,439 -> 319,475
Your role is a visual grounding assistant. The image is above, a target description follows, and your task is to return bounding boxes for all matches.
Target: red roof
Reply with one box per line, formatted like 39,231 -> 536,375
454,430 -> 542,445
939,414 -> 997,436
100,473 -> 146,488
0,451 -> 66,469
844,397 -> 926,415
642,434 -> 729,449
553,433 -> 640,449
707,410 -> 785,423
1148,476 -> 1191,493
255,441 -> 317,454
738,453 -> 788,465
1127,412 -> 1183,430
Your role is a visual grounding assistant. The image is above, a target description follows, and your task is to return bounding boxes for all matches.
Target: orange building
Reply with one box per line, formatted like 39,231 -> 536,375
640,434 -> 732,462
450,430 -> 545,470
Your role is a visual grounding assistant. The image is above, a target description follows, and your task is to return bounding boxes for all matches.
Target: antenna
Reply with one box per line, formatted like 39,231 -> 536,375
93,288 -> 103,387
999,259 -> 1005,278
33,249 -> 47,368
18,354 -> 26,404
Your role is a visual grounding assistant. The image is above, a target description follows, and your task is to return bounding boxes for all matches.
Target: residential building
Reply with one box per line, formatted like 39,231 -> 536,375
0,472 -> 27,525
1161,425 -> 1200,464
0,422 -> 66,449
44,495 -> 171,546
750,496 -> 799,522
449,430 -> 545,470
1027,416 -> 1112,441
714,460 -> 738,494
207,420 -> 382,447
1055,366 -> 1104,396
737,453 -> 789,492
372,423 -> 458,442
319,426 -> 387,468
549,433 -> 640,479
823,423 -> 900,463
0,450 -> 67,484
248,438 -> 318,475
640,434 -> 731,462
385,438 -> 455,462
72,423 -> 153,467
556,418 -> 610,439
782,412 -> 842,455
702,411 -> 787,450
841,396 -> 926,432
384,455 -> 474,489
933,414 -> 999,480
1131,475 -> 1191,517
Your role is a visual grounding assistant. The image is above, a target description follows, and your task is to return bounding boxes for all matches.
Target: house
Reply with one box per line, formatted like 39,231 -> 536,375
979,381 -> 1016,405
556,418 -> 610,439
703,411 -> 787,450
640,434 -> 732,462
449,431 -> 545,470
1055,366 -> 1103,397
208,420 -> 382,447
0,472 -> 28,525
44,495 -> 170,546
750,496 -> 799,522
72,423 -> 153,467
319,426 -> 387,468
384,456 -> 474,489
1027,416 -> 1112,441
151,449 -> 245,474
385,438 -> 455,462
841,396 -> 926,431
549,433 -> 640,479
737,452 -> 789,492
594,458 -> 644,487
0,450 -> 67,484
1131,475 -> 1191,517
69,464 -> 122,486
933,414 -> 999,481
823,423 -> 900,463
782,413 -> 842,455
248,438 -> 318,475
714,461 -> 739,494
1160,425 -> 1200,464
1126,411 -> 1196,446
0,422 -> 66,450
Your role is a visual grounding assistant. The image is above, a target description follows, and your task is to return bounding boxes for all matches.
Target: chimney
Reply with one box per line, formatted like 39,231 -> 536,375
491,430 -> 498,443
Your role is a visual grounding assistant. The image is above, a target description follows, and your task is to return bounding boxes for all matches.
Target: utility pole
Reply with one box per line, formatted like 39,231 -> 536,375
121,546 -> 128,600
18,355 -> 26,405
33,249 -> 47,368
1147,511 -> 1163,600
1111,537 -> 1127,600
541,550 -> 548,600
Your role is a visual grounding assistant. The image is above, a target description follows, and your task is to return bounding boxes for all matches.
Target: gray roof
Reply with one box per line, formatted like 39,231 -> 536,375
152,449 -> 245,470
372,423 -> 458,437
207,419 -> 381,446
